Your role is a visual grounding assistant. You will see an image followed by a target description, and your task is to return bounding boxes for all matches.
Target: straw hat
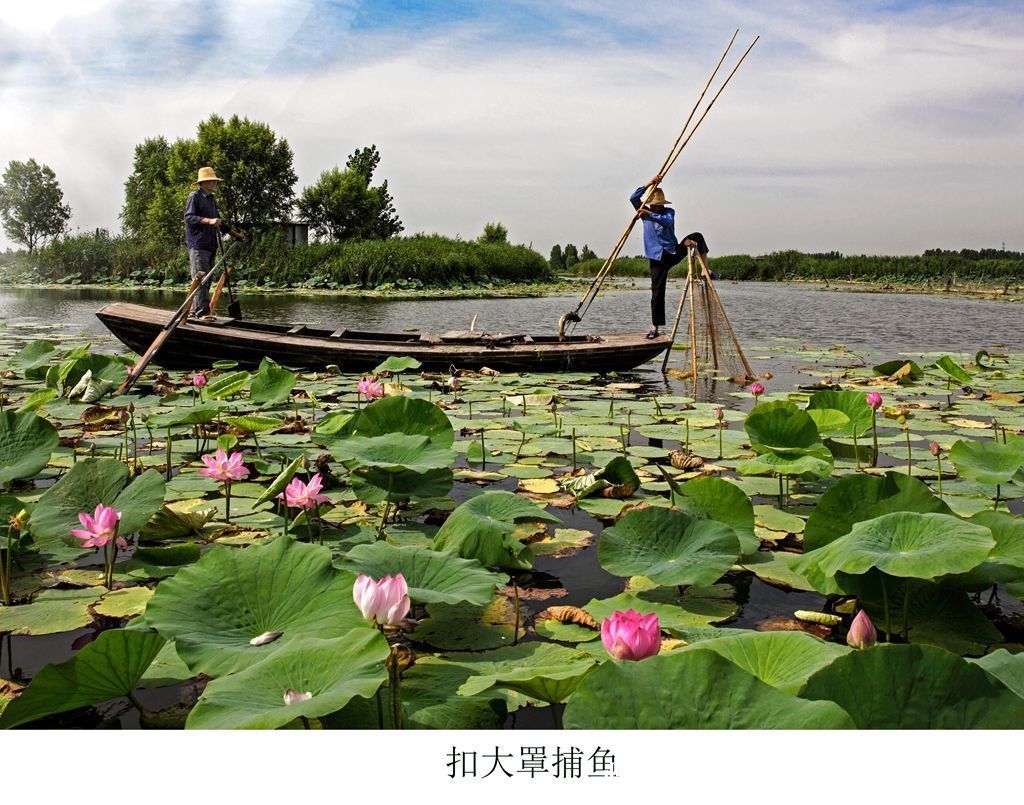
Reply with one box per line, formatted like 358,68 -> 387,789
195,166 -> 222,184
647,187 -> 671,206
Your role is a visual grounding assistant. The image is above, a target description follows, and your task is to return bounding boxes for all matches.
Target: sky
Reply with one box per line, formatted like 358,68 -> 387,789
0,0 -> 1022,257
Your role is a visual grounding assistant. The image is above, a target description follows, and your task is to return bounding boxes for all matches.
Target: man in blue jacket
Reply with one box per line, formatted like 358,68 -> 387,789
630,175 -> 710,338
184,166 -> 244,317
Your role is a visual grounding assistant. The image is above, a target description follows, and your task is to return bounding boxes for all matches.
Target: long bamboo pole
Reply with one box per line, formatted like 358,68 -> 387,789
687,257 -> 699,380
568,30 -> 740,326
115,241 -> 239,396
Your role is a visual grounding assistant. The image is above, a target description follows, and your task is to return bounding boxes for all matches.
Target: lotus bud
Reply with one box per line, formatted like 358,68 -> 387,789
192,374 -> 207,389
846,610 -> 877,650
283,689 -> 313,706
600,609 -> 661,661
749,382 -> 765,397
865,391 -> 883,410
930,441 -> 940,456
715,407 -> 724,422
9,509 -> 28,531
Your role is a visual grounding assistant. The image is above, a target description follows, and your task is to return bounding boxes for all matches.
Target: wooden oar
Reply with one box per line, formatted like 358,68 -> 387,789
209,267 -> 230,314
114,241 -> 239,396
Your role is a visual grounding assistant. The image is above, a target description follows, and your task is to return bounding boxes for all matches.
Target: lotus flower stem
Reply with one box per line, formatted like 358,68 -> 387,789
252,432 -> 262,458
572,427 -> 577,472
377,491 -> 393,540
515,432 -> 526,460
778,474 -> 784,508
852,429 -> 861,470
994,485 -> 1000,511
718,422 -> 723,460
620,425 -> 628,456
551,702 -> 564,729
389,644 -> 404,729
880,576 -> 892,641
165,427 -> 173,480
905,428 -> 913,476
512,575 -> 521,646
901,587 -> 911,641
467,400 -> 473,419
1,524 -> 12,605
935,453 -> 943,498
375,688 -> 385,729
684,418 -> 690,453
225,480 -> 232,523
479,430 -> 486,469
607,393 -> 614,419
653,396 -> 662,417
870,411 -> 879,467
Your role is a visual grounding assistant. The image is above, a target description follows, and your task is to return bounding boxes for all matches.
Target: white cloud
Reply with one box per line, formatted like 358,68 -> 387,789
1,1 -> 1022,256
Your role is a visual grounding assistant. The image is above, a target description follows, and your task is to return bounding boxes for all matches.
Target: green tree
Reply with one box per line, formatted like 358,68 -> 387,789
549,244 -> 565,270
120,137 -> 172,240
0,159 -> 71,253
563,243 -> 579,268
479,222 -> 508,244
121,114 -> 298,246
580,244 -> 597,261
297,145 -> 403,242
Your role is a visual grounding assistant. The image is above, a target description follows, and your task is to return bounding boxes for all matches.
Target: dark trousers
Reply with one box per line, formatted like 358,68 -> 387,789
648,249 -> 685,326
648,232 -> 709,326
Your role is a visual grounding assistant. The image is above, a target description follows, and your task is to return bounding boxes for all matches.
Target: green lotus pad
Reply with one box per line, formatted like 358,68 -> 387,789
450,642 -> 597,703
0,629 -> 166,728
564,650 -> 854,729
186,632 -> 390,729
144,537 -> 371,677
336,541 -> 503,606
598,506 -> 741,587
800,644 -> 1024,728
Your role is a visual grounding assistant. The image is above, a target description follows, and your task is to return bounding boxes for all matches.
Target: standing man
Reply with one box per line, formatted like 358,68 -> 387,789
184,166 -> 244,318
630,174 -> 711,338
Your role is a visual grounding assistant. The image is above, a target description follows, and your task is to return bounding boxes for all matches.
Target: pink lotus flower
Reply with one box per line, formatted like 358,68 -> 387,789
847,609 -> 877,650
71,503 -> 126,549
865,391 -> 883,411
929,441 -> 941,456
192,374 -> 207,389
278,473 -> 331,510
198,449 -> 250,483
601,609 -> 661,661
357,377 -> 384,400
749,382 -> 765,397
353,573 -> 411,627
715,407 -> 724,422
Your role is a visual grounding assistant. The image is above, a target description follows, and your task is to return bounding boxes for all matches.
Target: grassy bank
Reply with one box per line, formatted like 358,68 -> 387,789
0,231 -> 554,290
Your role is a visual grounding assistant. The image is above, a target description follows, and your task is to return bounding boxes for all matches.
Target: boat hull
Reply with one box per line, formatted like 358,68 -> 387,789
95,303 -> 671,374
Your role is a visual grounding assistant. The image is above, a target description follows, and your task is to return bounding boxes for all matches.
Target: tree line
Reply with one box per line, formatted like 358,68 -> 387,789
1,113 -> 403,253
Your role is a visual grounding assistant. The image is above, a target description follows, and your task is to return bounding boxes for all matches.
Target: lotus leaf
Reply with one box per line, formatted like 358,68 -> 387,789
873,359 -> 923,379
16,388 -> 58,414
934,355 -> 972,384
252,456 -> 305,507
204,370 -> 250,400
945,510 -> 1024,589
795,511 -> 994,583
342,433 -> 456,475
584,588 -> 737,632
186,632 -> 389,729
0,410 -> 59,485
139,500 -> 217,542
664,473 -> 758,555
433,491 -> 559,569
144,537 -> 369,677
248,358 -> 296,405
803,471 -> 951,552
29,459 -> 166,564
145,403 -> 226,428
222,414 -> 282,434
800,644 -> 1024,728
373,355 -> 422,374
949,434 -> 1024,485
598,506 -> 741,587
564,650 -> 854,729
0,629 -> 166,728
970,649 -> 1024,700
94,586 -> 154,618
684,631 -> 850,695
414,595 -> 518,650
336,542 -> 503,606
451,642 -> 597,703
0,587 -> 101,635
806,390 -> 873,437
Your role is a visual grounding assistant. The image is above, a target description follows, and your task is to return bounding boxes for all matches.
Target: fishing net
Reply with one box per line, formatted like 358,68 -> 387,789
677,252 -> 753,385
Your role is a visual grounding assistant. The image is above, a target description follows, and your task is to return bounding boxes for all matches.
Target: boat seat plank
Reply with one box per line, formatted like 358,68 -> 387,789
329,328 -> 348,339
287,325 -> 305,335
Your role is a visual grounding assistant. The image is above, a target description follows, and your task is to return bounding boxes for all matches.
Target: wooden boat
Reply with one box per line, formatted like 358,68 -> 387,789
96,302 -> 671,373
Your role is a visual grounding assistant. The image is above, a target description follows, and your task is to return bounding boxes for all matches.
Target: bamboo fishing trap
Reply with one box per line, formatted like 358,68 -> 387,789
562,29 -> 757,388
